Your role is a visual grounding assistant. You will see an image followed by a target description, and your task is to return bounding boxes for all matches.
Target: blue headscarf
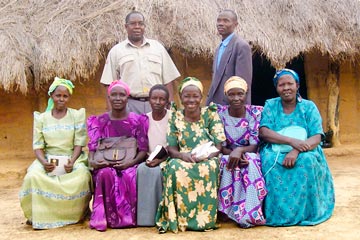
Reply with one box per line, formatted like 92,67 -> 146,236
273,68 -> 302,102
273,68 -> 299,86
46,77 -> 75,111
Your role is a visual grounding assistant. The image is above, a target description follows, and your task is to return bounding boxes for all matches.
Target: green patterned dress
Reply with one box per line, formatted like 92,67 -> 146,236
156,104 -> 226,233
19,108 -> 92,229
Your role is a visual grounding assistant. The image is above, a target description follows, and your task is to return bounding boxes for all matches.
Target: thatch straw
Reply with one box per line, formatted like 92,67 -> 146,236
1,0 -> 360,93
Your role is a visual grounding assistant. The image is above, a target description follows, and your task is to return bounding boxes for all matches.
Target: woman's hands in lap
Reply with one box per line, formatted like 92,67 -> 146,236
180,152 -> 220,163
181,152 -> 200,163
42,161 -> 55,172
64,160 -> 74,173
90,159 -> 110,169
283,149 -> 299,168
113,158 -> 135,170
290,139 -> 310,152
227,148 -> 249,170
146,158 -> 163,167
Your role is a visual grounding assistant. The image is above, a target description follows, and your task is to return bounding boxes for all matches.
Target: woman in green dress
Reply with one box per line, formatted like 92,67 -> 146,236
19,77 -> 92,229
156,77 -> 226,233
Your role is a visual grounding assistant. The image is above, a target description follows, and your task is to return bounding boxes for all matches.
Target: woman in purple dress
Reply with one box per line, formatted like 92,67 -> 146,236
217,76 -> 267,228
87,80 -> 149,231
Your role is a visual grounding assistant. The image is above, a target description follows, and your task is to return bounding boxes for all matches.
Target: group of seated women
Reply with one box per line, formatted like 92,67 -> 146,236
19,69 -> 335,233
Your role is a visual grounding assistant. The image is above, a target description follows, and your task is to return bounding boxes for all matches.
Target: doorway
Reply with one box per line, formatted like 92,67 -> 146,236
251,53 -> 307,106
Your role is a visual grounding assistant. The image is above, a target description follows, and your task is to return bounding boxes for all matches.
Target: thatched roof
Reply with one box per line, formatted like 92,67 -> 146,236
1,0 -> 360,93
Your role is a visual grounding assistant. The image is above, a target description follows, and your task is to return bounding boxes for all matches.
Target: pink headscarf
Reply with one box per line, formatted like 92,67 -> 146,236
108,80 -> 130,96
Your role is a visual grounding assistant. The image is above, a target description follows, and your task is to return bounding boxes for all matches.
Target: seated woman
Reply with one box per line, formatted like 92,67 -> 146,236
87,80 -> 148,231
156,77 -> 226,233
137,84 -> 170,227
259,69 -> 335,226
217,76 -> 267,228
19,77 -> 92,229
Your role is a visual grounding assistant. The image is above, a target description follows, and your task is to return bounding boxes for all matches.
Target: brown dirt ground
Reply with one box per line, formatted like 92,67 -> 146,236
1,145 -> 360,240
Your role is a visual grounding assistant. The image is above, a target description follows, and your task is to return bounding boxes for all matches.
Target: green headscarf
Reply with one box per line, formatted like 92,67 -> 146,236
178,77 -> 203,94
46,77 -> 75,111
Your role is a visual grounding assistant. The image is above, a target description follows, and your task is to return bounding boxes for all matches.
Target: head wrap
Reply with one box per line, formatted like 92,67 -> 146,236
273,68 -> 302,102
273,68 -> 299,86
224,76 -> 248,94
46,77 -> 75,111
179,77 -> 203,94
108,80 -> 130,96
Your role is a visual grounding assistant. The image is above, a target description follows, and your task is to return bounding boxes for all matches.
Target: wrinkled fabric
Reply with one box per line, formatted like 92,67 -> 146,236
217,105 -> 267,228
19,108 -> 91,229
156,104 -> 226,233
259,98 -> 335,226
87,112 -> 148,231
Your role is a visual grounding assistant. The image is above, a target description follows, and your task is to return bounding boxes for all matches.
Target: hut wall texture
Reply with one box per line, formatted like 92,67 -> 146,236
305,51 -> 360,144
0,90 -> 36,161
0,51 -> 213,162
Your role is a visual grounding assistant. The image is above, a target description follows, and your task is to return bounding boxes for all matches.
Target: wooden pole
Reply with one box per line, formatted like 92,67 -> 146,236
326,61 -> 341,146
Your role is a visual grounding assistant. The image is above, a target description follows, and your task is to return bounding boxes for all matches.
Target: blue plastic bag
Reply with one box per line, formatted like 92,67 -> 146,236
272,126 -> 308,153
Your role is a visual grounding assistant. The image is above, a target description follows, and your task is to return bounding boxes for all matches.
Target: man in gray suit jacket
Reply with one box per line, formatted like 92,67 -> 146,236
206,10 -> 252,105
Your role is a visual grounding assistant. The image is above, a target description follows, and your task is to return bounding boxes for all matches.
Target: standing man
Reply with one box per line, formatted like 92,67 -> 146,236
206,9 -> 252,105
100,11 -> 180,113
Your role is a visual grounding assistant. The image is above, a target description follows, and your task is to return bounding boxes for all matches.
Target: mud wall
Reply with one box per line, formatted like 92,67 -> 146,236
0,50 -> 213,162
305,50 -> 360,144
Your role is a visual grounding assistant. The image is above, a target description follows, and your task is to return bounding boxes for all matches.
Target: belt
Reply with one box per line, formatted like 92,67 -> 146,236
129,96 -> 149,102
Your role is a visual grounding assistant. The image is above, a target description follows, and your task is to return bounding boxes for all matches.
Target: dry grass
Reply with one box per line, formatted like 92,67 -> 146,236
1,0 -> 360,93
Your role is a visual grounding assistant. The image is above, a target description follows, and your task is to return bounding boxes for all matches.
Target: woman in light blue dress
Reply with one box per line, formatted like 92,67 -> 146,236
259,69 -> 335,226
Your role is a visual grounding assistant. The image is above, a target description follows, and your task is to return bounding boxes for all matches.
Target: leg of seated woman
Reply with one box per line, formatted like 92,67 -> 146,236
137,162 -> 162,226
262,149 -> 334,226
19,159 -> 92,229
218,152 -> 267,228
156,158 -> 219,232
91,166 -> 137,231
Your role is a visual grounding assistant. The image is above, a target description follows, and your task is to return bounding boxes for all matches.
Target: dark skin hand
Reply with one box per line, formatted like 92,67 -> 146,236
260,127 -> 322,168
35,149 -> 56,172
226,147 -> 249,169
222,145 -> 257,170
145,155 -> 167,167
88,151 -> 110,169
113,151 -> 147,170
112,159 -> 134,170
35,145 -> 83,173
181,152 -> 198,163
283,135 -> 321,168
289,139 -> 311,152
89,151 -> 147,170
283,149 -> 300,168
168,143 -> 222,163
64,145 -> 83,173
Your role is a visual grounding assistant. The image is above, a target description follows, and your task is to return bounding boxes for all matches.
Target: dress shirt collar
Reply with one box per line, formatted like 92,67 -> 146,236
125,37 -> 150,48
221,32 -> 235,47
